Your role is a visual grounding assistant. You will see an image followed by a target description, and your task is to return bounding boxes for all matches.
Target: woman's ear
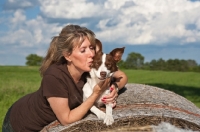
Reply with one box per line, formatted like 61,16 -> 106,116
63,52 -> 71,62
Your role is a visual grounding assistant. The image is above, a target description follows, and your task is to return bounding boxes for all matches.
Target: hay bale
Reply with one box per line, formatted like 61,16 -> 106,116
41,83 -> 200,132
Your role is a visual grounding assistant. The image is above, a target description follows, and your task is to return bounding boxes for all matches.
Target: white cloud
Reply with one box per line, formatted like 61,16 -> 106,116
0,13 -> 61,48
101,0 -> 200,45
24,16 -> 61,45
104,0 -> 131,9
11,10 -> 26,26
3,0 -> 38,10
8,0 -> 32,7
2,0 -> 200,46
196,18 -> 200,29
6,29 -> 33,46
39,0 -> 102,19
1,0 -> 200,65
5,0 -> 199,45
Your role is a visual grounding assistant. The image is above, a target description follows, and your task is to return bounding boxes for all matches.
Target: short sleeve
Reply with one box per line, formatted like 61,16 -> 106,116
42,75 -> 68,98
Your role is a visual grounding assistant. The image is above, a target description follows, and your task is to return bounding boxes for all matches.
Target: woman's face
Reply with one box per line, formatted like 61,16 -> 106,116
67,37 -> 95,73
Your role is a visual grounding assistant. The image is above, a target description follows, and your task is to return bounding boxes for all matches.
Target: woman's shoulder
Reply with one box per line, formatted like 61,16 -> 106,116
44,63 -> 68,77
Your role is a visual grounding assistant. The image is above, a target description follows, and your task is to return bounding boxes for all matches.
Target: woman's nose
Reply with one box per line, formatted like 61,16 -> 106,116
88,49 -> 95,57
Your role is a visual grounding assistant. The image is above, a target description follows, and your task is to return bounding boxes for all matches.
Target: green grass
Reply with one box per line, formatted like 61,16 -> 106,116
123,69 -> 200,108
0,67 -> 200,130
0,66 -> 41,130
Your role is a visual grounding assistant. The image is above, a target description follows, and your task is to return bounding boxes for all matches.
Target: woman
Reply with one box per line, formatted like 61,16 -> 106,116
2,24 -> 127,132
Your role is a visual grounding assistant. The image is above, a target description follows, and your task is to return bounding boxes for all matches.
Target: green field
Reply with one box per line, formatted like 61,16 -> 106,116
123,69 -> 200,107
0,66 -> 200,130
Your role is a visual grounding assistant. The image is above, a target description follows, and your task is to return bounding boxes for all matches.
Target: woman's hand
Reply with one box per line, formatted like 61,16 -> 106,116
101,69 -> 128,108
93,77 -> 111,95
101,84 -> 118,108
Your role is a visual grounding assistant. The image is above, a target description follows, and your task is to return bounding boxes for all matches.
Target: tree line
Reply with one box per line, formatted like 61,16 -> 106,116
26,53 -> 200,72
118,52 -> 200,72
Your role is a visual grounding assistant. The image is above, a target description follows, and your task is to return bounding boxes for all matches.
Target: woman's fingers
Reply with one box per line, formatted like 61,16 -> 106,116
102,88 -> 118,104
97,79 -> 119,105
97,77 -> 111,90
94,78 -> 111,95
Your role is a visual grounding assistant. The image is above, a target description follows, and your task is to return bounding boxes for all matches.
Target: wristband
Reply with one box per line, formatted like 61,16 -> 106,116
112,82 -> 119,92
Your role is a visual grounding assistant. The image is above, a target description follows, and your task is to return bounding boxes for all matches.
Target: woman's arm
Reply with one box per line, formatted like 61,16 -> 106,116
112,69 -> 128,90
102,69 -> 128,104
47,93 -> 98,125
47,77 -> 111,125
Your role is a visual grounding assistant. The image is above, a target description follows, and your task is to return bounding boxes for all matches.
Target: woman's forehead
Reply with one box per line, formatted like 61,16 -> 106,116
76,37 -> 94,47
73,37 -> 91,49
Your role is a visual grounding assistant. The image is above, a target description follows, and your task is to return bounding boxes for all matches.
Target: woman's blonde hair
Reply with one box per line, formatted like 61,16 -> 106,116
39,24 -> 95,76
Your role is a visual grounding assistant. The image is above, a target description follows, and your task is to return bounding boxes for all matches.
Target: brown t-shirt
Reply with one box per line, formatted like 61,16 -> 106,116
10,63 -> 86,132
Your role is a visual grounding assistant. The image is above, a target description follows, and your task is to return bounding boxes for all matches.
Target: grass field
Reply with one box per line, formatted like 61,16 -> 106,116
123,69 -> 200,107
0,66 -> 200,130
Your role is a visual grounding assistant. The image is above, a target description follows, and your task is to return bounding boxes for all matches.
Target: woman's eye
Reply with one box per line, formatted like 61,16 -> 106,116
80,47 -> 86,53
80,49 -> 85,53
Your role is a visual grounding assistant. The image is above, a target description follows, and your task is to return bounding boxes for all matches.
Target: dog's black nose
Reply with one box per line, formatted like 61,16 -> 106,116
100,71 -> 107,78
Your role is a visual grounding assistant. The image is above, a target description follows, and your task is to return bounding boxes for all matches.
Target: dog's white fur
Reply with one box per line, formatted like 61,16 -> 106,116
83,54 -> 115,125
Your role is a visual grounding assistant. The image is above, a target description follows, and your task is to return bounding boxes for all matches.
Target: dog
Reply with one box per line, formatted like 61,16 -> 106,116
83,42 -> 125,125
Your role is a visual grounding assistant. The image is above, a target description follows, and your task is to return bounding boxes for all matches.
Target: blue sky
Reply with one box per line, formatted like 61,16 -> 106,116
1,0 -> 200,66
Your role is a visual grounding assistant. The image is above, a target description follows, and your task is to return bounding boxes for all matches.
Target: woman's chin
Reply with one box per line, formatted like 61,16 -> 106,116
84,67 -> 92,72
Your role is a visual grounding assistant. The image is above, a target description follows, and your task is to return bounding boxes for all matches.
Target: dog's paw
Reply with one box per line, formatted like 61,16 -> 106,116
96,111 -> 106,120
103,115 -> 114,125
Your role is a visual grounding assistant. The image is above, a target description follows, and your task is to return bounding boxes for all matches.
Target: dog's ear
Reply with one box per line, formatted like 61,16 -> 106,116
95,39 -> 103,53
109,47 -> 125,63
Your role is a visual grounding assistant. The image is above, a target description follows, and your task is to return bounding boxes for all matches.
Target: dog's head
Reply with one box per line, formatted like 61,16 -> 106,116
91,39 -> 125,80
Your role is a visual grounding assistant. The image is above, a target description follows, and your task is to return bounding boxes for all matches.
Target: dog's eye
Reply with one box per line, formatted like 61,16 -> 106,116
107,64 -> 111,68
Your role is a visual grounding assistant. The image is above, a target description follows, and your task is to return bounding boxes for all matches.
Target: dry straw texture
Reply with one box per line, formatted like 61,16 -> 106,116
41,84 -> 200,132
